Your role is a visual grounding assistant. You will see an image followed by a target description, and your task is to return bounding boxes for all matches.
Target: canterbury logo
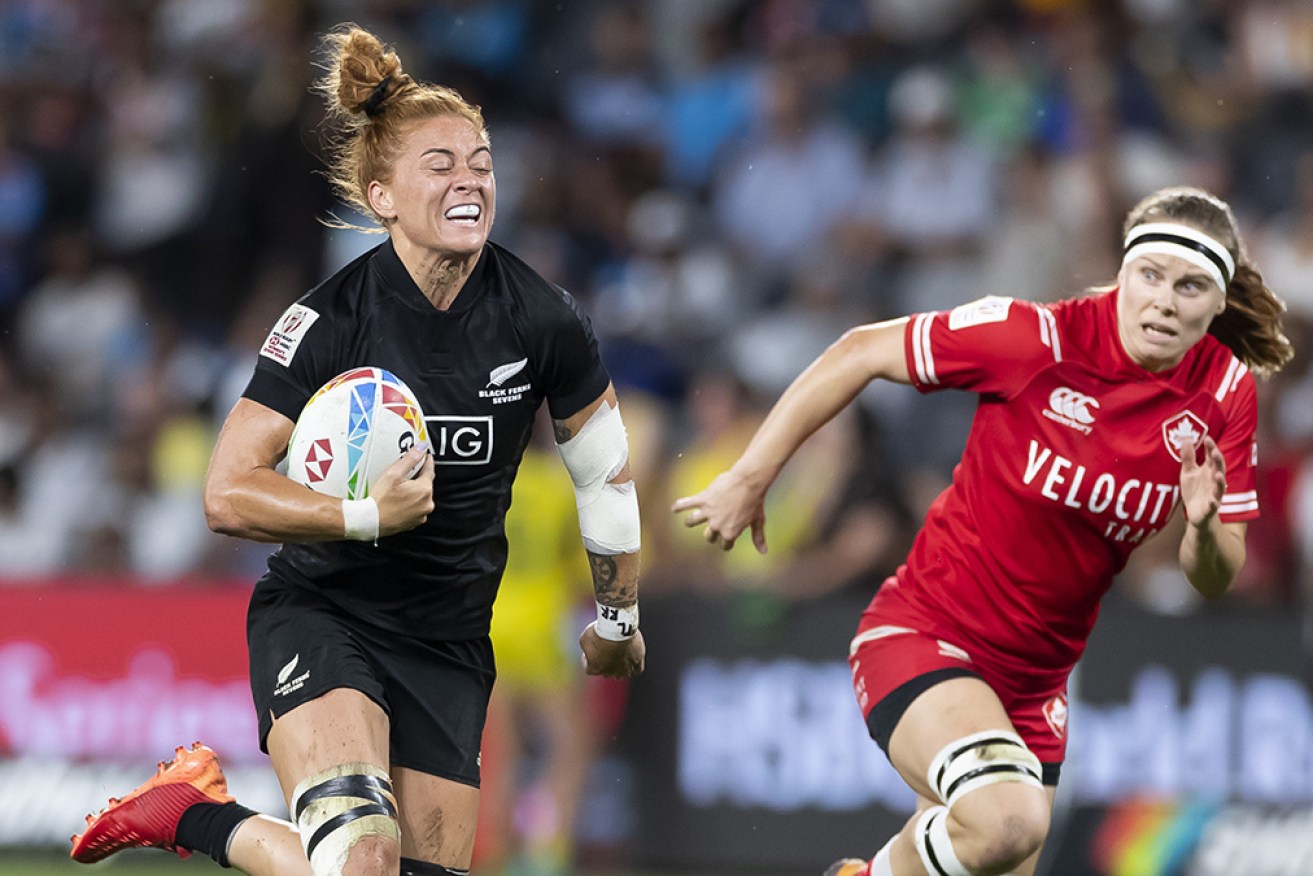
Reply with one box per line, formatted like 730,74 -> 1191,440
277,654 -> 299,685
487,358 -> 528,388
1048,387 -> 1099,424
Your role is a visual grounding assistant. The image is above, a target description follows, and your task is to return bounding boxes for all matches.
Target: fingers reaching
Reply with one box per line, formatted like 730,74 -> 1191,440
670,475 -> 767,554
670,495 -> 698,513
1178,437 -> 1197,471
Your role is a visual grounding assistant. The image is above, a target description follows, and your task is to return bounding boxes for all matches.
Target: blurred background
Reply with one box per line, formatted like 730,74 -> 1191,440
1,0 -> 1311,874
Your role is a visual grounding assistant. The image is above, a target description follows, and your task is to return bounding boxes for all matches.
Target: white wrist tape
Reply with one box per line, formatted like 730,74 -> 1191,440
341,497 -> 379,541
557,401 -> 641,555
595,601 -> 639,641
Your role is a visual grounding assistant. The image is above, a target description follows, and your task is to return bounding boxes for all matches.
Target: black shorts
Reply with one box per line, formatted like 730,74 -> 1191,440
247,579 -> 495,787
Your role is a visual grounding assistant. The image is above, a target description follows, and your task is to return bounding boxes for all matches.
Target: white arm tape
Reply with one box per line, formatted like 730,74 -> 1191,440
595,601 -> 639,641
557,402 -> 641,555
342,497 -> 379,541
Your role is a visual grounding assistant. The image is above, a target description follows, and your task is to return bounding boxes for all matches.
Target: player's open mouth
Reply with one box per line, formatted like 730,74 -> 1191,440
1143,323 -> 1176,339
444,204 -> 481,225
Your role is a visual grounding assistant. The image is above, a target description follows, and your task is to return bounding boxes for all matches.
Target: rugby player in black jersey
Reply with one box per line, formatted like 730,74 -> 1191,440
71,24 -> 644,876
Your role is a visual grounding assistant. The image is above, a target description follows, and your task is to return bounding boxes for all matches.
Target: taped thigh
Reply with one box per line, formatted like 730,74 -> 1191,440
290,762 -> 400,875
927,729 -> 1043,807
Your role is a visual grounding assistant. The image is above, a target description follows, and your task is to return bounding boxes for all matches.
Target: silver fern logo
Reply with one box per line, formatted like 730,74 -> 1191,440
487,358 -> 527,388
277,654 -> 299,684
274,654 -> 309,697
479,358 -> 531,405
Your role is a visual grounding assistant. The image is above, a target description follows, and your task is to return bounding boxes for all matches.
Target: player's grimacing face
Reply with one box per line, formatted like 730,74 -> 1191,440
1115,249 -> 1226,372
376,114 -> 495,258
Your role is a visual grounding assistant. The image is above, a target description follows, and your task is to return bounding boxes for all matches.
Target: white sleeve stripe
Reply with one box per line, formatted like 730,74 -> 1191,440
1230,361 -> 1248,394
1038,308 -> 1062,362
1221,490 -> 1257,502
911,314 -> 930,384
1215,356 -> 1241,402
913,313 -> 938,385
921,313 -> 938,384
1219,500 -> 1259,514
1038,307 -> 1050,348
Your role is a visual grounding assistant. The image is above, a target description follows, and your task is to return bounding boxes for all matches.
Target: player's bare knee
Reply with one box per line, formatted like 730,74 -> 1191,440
952,781 -> 1049,845
343,834 -> 401,876
290,763 -> 401,876
949,794 -> 1049,874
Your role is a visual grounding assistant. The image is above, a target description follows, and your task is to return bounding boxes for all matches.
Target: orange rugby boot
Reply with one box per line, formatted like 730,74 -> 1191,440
823,859 -> 870,876
70,742 -> 234,863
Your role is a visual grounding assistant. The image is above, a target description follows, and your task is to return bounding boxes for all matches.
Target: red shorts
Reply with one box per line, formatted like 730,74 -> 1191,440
848,622 -> 1070,773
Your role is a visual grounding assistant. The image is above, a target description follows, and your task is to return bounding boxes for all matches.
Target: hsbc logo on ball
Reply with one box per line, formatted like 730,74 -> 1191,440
425,416 -> 494,465
1042,386 -> 1099,435
302,438 -> 333,482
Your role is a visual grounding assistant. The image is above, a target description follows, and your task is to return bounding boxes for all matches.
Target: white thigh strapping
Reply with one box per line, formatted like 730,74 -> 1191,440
289,762 -> 400,876
913,805 -> 970,876
926,729 -> 1043,807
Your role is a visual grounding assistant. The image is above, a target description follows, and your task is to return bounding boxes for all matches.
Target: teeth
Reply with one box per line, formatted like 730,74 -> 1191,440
445,204 -> 480,220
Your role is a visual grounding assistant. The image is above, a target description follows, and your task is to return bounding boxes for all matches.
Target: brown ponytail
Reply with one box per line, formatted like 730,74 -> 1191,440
1208,264 -> 1294,378
1125,186 -> 1294,377
315,25 -> 488,227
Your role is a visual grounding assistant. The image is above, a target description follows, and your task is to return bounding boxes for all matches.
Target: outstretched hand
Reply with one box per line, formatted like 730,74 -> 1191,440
1178,436 -> 1226,525
579,623 -> 645,677
670,469 -> 769,554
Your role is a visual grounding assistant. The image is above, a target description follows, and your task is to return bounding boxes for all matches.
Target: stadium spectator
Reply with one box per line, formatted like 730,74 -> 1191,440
673,186 -> 1292,876
712,54 -> 867,288
70,24 -> 644,876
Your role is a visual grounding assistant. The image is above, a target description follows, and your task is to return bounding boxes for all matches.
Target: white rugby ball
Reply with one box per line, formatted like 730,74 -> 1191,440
286,367 -> 431,500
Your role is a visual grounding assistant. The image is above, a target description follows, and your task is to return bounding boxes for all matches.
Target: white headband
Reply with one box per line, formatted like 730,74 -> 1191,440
1123,222 -> 1235,292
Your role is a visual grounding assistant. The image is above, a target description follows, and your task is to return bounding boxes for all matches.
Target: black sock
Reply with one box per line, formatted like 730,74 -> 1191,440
174,801 -> 258,868
400,857 -> 470,876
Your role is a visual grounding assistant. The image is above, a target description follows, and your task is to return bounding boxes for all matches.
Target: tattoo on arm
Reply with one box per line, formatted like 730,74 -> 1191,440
553,420 -> 573,443
587,551 -> 635,604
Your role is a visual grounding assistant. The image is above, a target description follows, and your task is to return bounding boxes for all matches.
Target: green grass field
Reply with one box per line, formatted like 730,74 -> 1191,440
0,850 -> 211,874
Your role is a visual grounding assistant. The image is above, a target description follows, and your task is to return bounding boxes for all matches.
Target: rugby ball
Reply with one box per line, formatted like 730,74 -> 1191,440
286,367 -> 430,499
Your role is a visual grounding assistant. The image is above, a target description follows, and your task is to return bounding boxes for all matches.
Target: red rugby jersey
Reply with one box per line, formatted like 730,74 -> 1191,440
877,289 -> 1259,674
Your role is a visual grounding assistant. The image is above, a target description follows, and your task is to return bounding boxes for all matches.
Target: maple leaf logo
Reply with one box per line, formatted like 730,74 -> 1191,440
1161,411 -> 1208,462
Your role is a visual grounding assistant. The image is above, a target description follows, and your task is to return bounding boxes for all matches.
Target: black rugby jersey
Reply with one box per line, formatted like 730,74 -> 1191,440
243,238 -> 610,640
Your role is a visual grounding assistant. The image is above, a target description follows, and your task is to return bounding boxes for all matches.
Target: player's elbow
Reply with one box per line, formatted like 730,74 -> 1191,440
203,478 -> 244,536
1180,554 -> 1244,600
1180,528 -> 1245,599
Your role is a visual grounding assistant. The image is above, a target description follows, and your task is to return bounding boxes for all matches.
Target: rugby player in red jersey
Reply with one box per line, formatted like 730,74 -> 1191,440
673,187 -> 1293,876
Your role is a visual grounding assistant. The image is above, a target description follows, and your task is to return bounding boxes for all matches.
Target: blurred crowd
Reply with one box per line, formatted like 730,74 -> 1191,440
1,0 -> 1313,614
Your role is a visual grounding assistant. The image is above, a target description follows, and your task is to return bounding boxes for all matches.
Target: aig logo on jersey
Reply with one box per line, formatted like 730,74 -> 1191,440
1042,387 -> 1099,435
426,416 -> 494,465
1162,410 -> 1208,462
